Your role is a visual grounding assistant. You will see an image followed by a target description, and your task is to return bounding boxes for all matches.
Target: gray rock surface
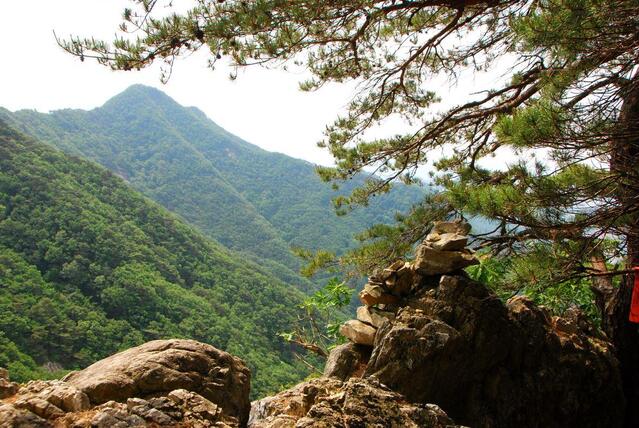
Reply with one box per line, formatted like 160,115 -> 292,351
364,274 -> 624,427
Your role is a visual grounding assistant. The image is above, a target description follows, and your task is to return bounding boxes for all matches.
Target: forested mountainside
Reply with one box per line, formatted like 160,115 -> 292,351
0,121 -> 311,398
0,85 -> 423,287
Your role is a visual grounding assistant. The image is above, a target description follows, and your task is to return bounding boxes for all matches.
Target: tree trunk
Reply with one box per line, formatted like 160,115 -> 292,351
606,81 -> 639,428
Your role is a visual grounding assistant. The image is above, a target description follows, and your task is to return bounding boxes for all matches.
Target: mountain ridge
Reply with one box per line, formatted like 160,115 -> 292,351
0,120 -> 311,397
0,85 -> 424,289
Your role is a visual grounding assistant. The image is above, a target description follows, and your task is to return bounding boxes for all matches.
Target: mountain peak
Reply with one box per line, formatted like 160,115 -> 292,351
102,84 -> 177,111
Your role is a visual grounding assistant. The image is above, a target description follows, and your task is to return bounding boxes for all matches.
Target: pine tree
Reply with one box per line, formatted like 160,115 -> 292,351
60,1 -> 639,424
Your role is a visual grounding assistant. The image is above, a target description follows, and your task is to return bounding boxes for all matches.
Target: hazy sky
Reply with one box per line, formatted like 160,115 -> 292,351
0,1 -> 511,168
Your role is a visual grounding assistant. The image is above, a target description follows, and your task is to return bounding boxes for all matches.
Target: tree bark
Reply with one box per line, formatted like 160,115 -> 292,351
606,81 -> 639,428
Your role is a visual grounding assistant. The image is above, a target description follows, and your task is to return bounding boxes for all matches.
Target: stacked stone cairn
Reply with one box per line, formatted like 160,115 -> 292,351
339,220 -> 478,346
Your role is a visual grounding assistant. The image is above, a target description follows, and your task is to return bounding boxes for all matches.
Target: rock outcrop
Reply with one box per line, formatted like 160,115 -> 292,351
330,220 -> 625,427
0,339 -> 251,427
0,368 -> 18,400
248,377 -> 459,428
64,339 -> 250,424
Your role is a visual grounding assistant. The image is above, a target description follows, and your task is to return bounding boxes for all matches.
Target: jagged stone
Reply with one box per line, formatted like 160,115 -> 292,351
387,259 -> 406,271
14,396 -> 65,420
364,274 -> 624,427
248,377 -> 459,428
413,245 -> 478,275
0,378 -> 18,399
356,305 -> 396,328
64,339 -> 250,426
339,320 -> 377,346
323,342 -> 371,380
90,402 -> 146,428
389,263 -> 415,295
0,368 -> 18,400
18,380 -> 90,413
358,283 -> 399,306
425,232 -> 468,251
431,220 -> 471,235
0,403 -> 49,428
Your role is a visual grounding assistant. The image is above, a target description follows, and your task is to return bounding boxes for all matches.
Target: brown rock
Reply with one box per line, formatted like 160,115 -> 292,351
356,306 -> 396,328
425,232 -> 468,251
323,342 -> 371,380
64,339 -> 251,426
388,259 -> 406,271
14,396 -> 65,420
0,378 -> 18,400
339,320 -> 377,346
248,377 -> 458,428
18,380 -> 90,413
0,403 -> 49,428
413,245 -> 478,275
431,220 -> 471,235
358,283 -> 399,306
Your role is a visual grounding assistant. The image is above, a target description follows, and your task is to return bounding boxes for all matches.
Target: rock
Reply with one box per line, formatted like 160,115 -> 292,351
248,377 -> 459,428
0,368 -> 18,399
431,220 -> 471,235
388,259 -> 406,271
0,403 -> 49,428
168,388 -> 226,424
358,283 -> 399,306
323,342 -> 371,380
14,396 -> 65,420
90,403 -> 146,428
365,274 -> 625,427
391,263 -> 416,295
425,232 -> 468,251
18,380 -> 90,413
0,378 -> 18,399
126,397 -> 175,425
339,320 -> 377,346
413,245 -> 478,275
356,305 -> 396,328
64,339 -> 250,426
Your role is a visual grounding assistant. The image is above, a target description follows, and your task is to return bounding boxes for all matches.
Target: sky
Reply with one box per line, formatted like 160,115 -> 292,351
0,1 -> 513,169
0,0 -> 354,165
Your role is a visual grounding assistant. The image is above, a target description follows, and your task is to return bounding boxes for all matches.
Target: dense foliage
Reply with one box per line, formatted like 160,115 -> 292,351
0,121 -> 313,398
0,85 -> 422,291
57,2 -> 639,423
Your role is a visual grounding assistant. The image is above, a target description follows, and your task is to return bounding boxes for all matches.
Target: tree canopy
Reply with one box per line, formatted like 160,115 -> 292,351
60,1 -> 639,423
61,0 -> 639,282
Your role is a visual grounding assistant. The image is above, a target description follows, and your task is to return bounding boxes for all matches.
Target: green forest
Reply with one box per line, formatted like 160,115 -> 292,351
0,120 -> 312,398
0,85 -> 423,291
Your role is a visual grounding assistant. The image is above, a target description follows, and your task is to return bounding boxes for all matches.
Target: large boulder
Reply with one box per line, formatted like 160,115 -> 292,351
364,273 -> 625,427
64,339 -> 251,426
248,377 -> 459,428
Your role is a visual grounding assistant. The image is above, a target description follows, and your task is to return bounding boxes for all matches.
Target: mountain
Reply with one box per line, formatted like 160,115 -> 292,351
0,85 -> 423,288
0,120 -> 311,398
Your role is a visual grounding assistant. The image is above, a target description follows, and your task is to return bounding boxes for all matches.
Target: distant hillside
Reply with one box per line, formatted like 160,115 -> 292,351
0,121 -> 311,398
0,85 -> 424,288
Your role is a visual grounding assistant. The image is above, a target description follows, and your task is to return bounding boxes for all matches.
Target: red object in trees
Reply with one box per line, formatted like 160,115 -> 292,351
630,267 -> 639,323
